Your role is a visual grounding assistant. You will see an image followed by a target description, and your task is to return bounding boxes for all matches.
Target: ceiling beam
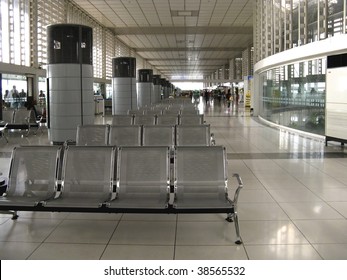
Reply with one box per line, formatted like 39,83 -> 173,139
170,79 -> 243,83
146,58 -> 230,61
113,26 -> 253,35
135,47 -> 244,52
155,66 -> 223,69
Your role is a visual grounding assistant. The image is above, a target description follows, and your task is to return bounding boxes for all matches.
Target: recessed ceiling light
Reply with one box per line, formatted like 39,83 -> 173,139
178,11 -> 192,16
170,10 -> 199,17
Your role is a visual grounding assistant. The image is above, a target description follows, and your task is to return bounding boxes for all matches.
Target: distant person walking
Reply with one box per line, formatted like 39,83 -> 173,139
10,85 -> 19,108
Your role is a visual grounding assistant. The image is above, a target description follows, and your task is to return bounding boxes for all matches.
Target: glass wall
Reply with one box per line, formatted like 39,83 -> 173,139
260,58 -> 326,135
255,0 -> 347,135
1,74 -> 27,108
254,0 -> 347,63
0,0 -> 30,66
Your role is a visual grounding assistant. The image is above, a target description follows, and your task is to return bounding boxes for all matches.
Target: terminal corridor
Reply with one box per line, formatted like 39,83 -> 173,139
1,99 -> 347,260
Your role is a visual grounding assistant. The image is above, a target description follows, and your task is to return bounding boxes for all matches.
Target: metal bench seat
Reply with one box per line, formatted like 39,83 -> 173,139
178,114 -> 204,125
133,114 -> 156,125
142,125 -> 175,148
0,146 -> 61,212
3,109 -> 39,136
112,115 -> 134,125
108,146 -> 170,210
43,146 -> 115,208
143,109 -> 163,115
173,146 -> 228,208
109,125 -> 142,146
156,114 -> 179,125
176,124 -> 212,146
173,146 -> 243,243
76,124 -> 109,146
0,144 -> 244,244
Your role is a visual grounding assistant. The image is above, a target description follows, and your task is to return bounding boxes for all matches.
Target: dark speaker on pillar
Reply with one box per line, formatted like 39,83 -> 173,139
112,57 -> 137,114
46,24 -> 94,144
137,69 -> 153,108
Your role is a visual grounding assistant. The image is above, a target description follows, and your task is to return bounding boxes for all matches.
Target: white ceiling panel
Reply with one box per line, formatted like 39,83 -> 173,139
72,0 -> 254,79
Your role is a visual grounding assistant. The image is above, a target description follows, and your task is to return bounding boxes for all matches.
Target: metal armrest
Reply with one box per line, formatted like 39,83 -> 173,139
64,139 -> 77,146
210,133 -> 216,145
232,173 -> 243,204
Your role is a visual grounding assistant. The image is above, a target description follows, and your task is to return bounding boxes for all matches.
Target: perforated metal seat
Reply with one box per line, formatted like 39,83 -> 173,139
133,114 -> 156,125
127,109 -> 144,115
178,114 -> 204,125
156,114 -> 179,125
142,125 -> 175,148
176,124 -> 211,146
144,109 -> 163,115
162,108 -> 181,115
180,110 -> 199,116
109,146 -> 170,209
5,109 -> 39,136
173,146 -> 243,244
0,146 -> 61,207
2,110 -> 15,123
76,124 -> 109,146
112,115 -> 134,125
109,125 -> 142,146
173,146 -> 230,209
44,146 -> 115,208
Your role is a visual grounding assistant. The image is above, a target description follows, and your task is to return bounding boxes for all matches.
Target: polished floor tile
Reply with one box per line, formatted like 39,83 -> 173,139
175,245 -> 248,260
297,174 -> 347,190
258,178 -> 307,190
121,213 -> 177,222
65,212 -> 122,220
237,189 -> 275,203
101,245 -> 174,260
315,188 -> 347,202
177,213 -> 228,222
109,221 -> 176,245
238,203 -> 289,221
15,211 -> 69,220
267,189 -> 322,203
312,244 -> 347,259
329,202 -> 347,218
245,244 -> 322,260
240,220 -> 309,245
176,221 -> 237,245
45,219 -> 117,244
28,243 -> 106,260
293,220 -> 347,243
0,218 -> 61,242
2,103 -> 347,259
0,242 -> 41,260
279,202 -> 344,220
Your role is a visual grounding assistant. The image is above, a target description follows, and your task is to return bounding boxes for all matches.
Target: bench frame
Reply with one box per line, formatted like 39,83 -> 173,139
0,145 -> 243,245
0,184 -> 242,244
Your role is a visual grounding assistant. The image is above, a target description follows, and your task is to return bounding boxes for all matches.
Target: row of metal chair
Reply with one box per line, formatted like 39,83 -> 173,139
127,107 -> 200,116
76,124 -> 215,147
112,114 -> 204,126
0,145 -> 243,244
1,109 -> 39,136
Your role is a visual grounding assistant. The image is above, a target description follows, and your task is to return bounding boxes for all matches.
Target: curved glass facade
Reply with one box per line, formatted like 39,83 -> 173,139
255,0 -> 346,135
260,58 -> 326,135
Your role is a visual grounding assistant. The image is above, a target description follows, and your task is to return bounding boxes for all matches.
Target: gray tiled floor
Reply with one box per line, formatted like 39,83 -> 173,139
1,99 -> 347,259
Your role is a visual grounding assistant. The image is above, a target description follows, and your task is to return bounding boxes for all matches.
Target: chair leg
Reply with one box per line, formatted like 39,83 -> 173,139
226,212 -> 233,222
0,210 -> 19,219
0,131 -> 8,143
11,211 -> 19,220
226,212 -> 242,244
25,126 -> 31,137
233,212 -> 242,244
